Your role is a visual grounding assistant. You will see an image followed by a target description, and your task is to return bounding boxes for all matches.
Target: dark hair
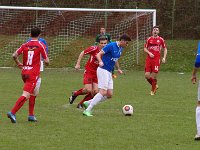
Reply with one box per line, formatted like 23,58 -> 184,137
31,27 -> 41,37
99,35 -> 107,41
120,34 -> 131,41
153,26 -> 159,29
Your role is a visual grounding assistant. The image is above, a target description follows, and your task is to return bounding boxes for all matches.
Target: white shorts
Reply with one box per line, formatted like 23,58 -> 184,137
198,80 -> 200,101
97,67 -> 113,90
33,77 -> 42,96
40,61 -> 44,71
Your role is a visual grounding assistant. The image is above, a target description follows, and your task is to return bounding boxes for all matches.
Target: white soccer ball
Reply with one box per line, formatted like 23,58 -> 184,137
122,105 -> 133,116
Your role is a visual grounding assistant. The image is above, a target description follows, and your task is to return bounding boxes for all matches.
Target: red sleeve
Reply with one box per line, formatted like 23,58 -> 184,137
39,42 -> 48,59
144,38 -> 150,48
161,38 -> 166,48
16,44 -> 24,55
84,46 -> 97,55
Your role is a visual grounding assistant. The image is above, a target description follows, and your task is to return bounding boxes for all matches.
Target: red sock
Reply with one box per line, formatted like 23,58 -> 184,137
11,96 -> 27,114
152,79 -> 157,91
147,78 -> 153,85
79,93 -> 93,105
29,95 -> 36,116
74,88 -> 85,96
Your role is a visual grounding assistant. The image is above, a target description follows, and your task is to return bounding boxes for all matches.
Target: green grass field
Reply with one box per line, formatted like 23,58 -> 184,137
0,68 -> 199,150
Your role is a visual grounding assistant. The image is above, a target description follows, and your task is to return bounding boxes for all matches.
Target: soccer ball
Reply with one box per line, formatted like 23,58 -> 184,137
122,105 -> 133,116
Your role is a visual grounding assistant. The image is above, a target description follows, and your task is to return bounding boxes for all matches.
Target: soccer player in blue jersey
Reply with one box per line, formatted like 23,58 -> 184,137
191,41 -> 200,140
82,34 -> 131,116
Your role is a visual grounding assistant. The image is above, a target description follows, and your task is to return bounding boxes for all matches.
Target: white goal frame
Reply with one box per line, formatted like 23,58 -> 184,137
0,6 -> 156,68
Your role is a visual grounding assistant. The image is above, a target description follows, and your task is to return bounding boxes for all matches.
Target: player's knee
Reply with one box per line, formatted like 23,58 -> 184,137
145,73 -> 150,79
93,89 -> 98,95
85,88 -> 92,93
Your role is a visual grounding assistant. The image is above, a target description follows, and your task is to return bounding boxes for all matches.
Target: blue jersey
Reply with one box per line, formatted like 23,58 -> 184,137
101,42 -> 123,72
195,41 -> 200,68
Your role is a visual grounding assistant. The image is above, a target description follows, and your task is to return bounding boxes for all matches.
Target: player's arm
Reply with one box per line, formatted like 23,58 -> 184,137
44,57 -> 49,66
13,45 -> 24,69
12,52 -> 23,69
144,44 -> 154,58
162,47 -> 167,63
40,44 -> 49,66
191,53 -> 200,84
75,51 -> 84,70
191,67 -> 198,84
96,50 -> 105,67
115,61 -> 123,74
161,39 -> 167,63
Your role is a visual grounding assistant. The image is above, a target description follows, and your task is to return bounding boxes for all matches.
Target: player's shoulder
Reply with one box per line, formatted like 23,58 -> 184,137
84,46 -> 98,53
89,45 -> 98,50
39,38 -> 47,44
158,36 -> 165,41
146,36 -> 152,41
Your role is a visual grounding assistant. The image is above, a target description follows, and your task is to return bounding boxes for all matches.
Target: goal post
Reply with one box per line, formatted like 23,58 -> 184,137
0,6 -> 156,69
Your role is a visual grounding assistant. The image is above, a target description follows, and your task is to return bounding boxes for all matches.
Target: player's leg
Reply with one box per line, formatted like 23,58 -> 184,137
150,59 -> 160,95
195,102 -> 200,140
195,83 -> 200,140
69,71 -> 92,104
78,73 -> 98,108
145,72 -> 153,84
28,77 -> 41,122
150,72 -> 158,95
145,58 -> 153,85
69,88 -> 87,104
83,68 -> 112,116
7,74 -> 35,123
77,82 -> 97,108
7,91 -> 30,123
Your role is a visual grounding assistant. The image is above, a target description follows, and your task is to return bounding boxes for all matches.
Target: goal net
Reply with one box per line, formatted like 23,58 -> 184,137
0,6 -> 156,69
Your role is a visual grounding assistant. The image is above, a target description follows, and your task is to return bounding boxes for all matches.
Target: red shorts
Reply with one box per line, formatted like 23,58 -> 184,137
145,57 -> 160,73
21,73 -> 38,94
83,70 -> 98,85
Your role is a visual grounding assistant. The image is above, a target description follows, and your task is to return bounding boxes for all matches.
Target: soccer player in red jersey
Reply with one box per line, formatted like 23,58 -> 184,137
7,27 -> 49,123
144,26 -> 167,95
69,36 -> 108,108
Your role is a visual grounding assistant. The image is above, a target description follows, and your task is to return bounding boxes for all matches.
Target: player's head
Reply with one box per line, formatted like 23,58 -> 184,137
100,27 -> 106,34
119,34 -> 131,48
152,26 -> 160,36
98,36 -> 108,49
30,27 -> 41,38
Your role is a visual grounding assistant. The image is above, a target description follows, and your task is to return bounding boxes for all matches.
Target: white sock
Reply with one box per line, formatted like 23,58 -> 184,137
86,93 -> 104,112
196,106 -> 200,135
100,96 -> 107,102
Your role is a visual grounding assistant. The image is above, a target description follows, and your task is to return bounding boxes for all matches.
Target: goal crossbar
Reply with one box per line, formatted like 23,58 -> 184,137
0,6 -> 156,26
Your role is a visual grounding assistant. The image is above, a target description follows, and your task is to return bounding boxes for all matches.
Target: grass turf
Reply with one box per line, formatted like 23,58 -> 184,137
0,68 -> 199,150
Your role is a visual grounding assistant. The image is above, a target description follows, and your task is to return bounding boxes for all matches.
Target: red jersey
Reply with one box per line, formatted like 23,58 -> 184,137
16,39 -> 48,76
84,46 -> 100,74
144,36 -> 166,58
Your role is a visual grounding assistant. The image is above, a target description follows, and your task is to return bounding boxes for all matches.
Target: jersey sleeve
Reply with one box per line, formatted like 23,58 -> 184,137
102,43 -> 112,54
39,42 -> 48,59
161,38 -> 167,48
16,44 -> 24,55
195,42 -> 200,67
39,38 -> 48,54
144,38 -> 149,48
84,46 -> 97,55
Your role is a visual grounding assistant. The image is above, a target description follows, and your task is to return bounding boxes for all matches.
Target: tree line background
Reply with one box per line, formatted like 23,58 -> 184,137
1,0 -> 200,40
